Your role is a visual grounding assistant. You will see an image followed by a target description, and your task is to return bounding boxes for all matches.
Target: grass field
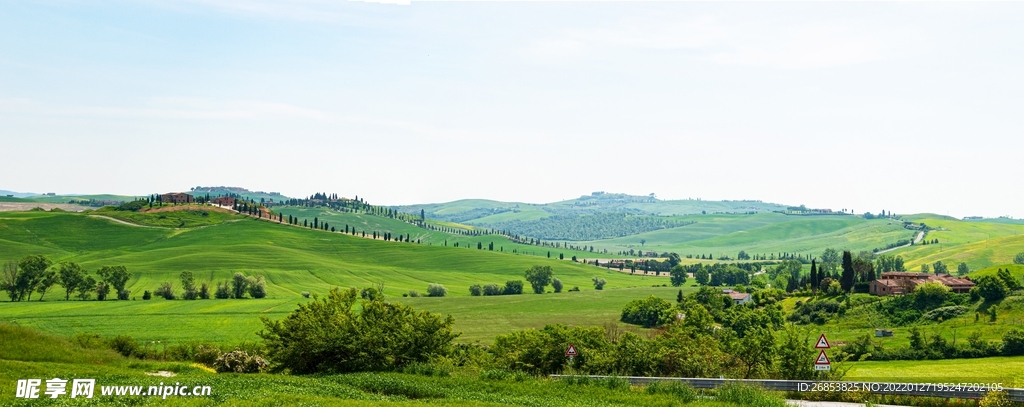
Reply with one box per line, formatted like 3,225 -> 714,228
0,323 -> 762,406
845,356 -> 1024,385
0,210 -> 683,345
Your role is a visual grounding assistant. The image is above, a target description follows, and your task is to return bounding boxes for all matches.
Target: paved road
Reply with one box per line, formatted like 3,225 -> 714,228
875,231 -> 925,255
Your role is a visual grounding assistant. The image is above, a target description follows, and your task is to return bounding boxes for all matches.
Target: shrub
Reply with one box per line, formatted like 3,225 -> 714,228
569,286 -> 580,292
247,276 -> 267,299
408,290 -> 420,297
154,282 -> 175,300
551,278 -> 563,293
427,284 -> 448,297
361,287 -> 382,301
108,335 -> 141,358
194,344 -> 223,367
469,285 -> 482,296
1015,252 -> 1024,265
231,272 -> 248,299
117,290 -> 130,301
621,295 -> 676,328
981,390 -> 1014,407
483,284 -> 502,296
213,350 -> 267,373
502,280 -> 523,295
215,282 -> 231,299
301,291 -> 310,298
199,283 -> 211,299
259,287 -> 458,374
592,277 -> 607,290
922,306 -> 968,321
142,290 -> 151,300
1003,329 -> 1024,356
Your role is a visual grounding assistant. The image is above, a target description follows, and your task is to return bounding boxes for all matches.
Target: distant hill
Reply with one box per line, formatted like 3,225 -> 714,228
187,186 -> 292,203
0,190 -> 36,198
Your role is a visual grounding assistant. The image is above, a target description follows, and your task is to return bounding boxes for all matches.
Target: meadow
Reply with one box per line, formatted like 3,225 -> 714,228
0,210 -> 681,345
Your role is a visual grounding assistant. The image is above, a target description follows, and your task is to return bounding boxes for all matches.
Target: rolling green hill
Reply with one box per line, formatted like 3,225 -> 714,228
0,210 -> 668,344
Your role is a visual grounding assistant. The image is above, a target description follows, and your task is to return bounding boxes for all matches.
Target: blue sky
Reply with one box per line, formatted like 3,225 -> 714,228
2,1 -> 1022,218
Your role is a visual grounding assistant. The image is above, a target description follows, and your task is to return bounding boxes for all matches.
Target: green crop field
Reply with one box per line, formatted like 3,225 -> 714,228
845,356 -> 1024,384
894,217 -> 1024,270
0,210 -> 683,345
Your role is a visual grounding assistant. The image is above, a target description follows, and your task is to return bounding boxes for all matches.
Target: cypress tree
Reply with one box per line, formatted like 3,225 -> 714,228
810,259 -> 818,295
840,251 -> 855,292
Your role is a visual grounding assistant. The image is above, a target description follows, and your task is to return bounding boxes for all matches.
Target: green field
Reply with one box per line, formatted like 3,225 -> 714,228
0,210 -> 679,345
846,356 -> 1024,385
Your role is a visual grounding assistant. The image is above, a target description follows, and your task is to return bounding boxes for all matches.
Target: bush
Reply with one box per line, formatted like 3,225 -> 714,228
361,287 -> 382,301
973,276 -> 1008,302
259,287 -> 458,374
569,286 -> 580,292
427,284 -> 447,297
247,276 -> 267,299
621,295 -> 676,328
502,280 -> 523,295
154,282 -> 175,300
408,290 -> 420,297
524,265 -> 553,294
469,285 -> 482,296
301,291 -> 311,298
922,306 -> 968,321
142,290 -> 151,300
592,277 -> 607,290
215,282 -> 231,299
551,278 -> 563,293
117,290 -> 130,301
1015,252 -> 1024,265
1003,329 -> 1024,356
199,283 -> 211,299
213,350 -> 268,373
981,390 -> 1014,407
108,335 -> 141,358
483,284 -> 502,296
231,272 -> 248,299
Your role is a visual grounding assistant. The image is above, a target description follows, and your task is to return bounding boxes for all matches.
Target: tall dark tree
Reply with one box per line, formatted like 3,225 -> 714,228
840,251 -> 855,292
810,259 -> 818,296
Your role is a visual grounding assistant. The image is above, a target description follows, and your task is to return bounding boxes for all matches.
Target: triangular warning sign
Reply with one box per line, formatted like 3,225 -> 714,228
815,334 -> 830,349
815,350 -> 831,365
565,344 -> 579,357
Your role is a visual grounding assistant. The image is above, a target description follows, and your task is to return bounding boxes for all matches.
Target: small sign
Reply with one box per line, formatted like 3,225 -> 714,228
815,350 -> 831,365
565,344 -> 579,357
815,364 -> 831,371
815,334 -> 831,349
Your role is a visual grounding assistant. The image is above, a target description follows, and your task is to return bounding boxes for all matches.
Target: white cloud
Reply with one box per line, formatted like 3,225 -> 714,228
0,98 -> 328,120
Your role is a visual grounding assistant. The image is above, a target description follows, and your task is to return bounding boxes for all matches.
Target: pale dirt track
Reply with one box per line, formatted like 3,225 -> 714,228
0,203 -> 89,212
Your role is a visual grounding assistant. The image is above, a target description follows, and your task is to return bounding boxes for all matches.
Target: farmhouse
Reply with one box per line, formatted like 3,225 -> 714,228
869,271 -> 975,296
161,192 -> 194,204
212,196 -> 236,207
722,289 -> 752,305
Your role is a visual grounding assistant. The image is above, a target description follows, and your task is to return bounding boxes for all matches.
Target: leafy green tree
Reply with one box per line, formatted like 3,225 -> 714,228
469,284 -> 482,296
57,262 -> 86,301
35,269 -> 58,301
95,282 -> 110,301
97,266 -> 131,297
1016,252 -> 1024,265
180,271 -> 198,300
620,295 -> 675,328
247,275 -> 267,298
972,276 -> 1008,302
840,251 -> 855,292
669,265 -> 687,287
427,283 -> 447,297
259,287 -> 458,374
776,327 -> 816,380
820,248 -> 840,276
957,262 -> 970,276
920,263 -> 931,274
16,255 -> 52,301
502,280 -> 524,295
997,268 -> 1022,291
932,261 -> 949,275
77,275 -> 97,300
694,267 -> 710,286
524,265 -> 553,294
231,272 -> 249,299
551,278 -> 563,293
667,252 -> 681,267
1,261 -> 18,301
1003,329 -> 1024,356
592,277 -> 607,290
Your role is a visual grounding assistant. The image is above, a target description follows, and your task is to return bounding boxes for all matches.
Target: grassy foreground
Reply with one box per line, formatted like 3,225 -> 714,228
0,324 -> 750,407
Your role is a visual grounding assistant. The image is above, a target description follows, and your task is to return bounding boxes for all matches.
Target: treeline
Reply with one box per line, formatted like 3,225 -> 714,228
147,271 -> 266,300
2,256 -> 132,301
483,213 -> 694,241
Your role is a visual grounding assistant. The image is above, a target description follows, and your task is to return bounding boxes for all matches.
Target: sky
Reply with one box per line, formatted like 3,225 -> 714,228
1,1 -> 1023,218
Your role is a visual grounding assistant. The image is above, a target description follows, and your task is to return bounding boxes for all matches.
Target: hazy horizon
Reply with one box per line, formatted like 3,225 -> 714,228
3,2 -> 1022,218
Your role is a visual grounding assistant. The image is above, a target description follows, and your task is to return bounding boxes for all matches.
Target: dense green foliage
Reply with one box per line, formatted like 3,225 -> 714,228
259,287 -> 458,374
484,213 -> 694,241
620,295 -> 676,328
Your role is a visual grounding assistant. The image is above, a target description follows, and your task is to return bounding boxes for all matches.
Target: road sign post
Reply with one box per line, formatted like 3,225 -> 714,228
565,344 -> 578,364
814,334 -> 831,371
